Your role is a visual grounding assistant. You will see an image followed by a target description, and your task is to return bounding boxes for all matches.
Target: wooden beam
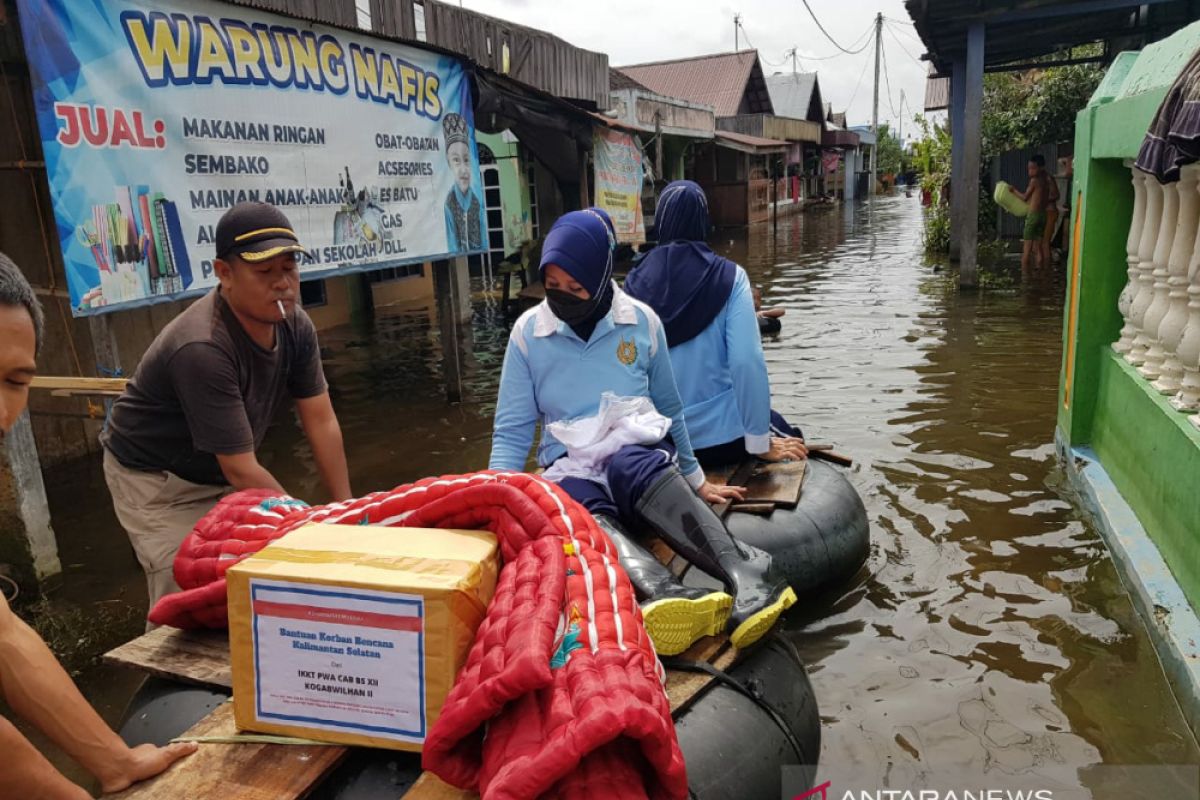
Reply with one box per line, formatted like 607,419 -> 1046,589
108,703 -> 346,800
103,627 -> 232,689
30,376 -> 129,394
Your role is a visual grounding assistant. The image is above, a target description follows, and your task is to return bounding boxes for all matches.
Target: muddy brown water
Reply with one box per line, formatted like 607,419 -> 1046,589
15,195 -> 1198,794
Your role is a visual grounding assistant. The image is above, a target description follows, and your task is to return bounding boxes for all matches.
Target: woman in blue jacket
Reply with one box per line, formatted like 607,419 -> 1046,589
489,210 -> 795,654
625,180 -> 807,468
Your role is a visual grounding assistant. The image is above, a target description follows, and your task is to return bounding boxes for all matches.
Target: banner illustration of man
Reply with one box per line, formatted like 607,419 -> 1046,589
443,113 -> 485,252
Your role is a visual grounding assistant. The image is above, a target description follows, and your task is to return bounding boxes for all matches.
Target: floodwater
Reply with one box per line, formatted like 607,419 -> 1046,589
18,195 -> 1199,794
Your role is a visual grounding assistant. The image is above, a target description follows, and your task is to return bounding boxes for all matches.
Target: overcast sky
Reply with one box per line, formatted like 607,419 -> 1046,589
450,0 -> 931,141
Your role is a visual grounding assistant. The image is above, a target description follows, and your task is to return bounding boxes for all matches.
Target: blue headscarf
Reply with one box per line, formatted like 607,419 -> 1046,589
539,209 -> 615,340
624,181 -> 736,348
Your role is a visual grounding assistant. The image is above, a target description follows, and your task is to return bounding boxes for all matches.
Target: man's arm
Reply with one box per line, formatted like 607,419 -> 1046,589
214,451 -> 287,494
0,595 -> 195,796
1009,182 -> 1032,202
295,392 -> 352,501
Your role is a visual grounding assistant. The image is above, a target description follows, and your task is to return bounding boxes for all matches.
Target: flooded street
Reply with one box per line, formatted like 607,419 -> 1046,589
28,194 -> 1199,792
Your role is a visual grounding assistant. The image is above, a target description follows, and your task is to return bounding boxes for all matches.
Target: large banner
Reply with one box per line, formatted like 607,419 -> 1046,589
593,128 -> 645,245
17,0 -> 488,316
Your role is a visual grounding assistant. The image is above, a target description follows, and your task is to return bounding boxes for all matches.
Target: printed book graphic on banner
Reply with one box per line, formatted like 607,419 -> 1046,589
250,579 -> 427,742
593,128 -> 646,245
16,0 -> 487,316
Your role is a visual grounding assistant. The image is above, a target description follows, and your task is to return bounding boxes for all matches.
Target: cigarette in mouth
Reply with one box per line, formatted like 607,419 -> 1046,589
276,300 -> 286,320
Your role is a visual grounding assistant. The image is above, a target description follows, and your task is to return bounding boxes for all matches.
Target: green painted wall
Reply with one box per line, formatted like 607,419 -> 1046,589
1091,354 -> 1200,607
1058,20 -> 1200,613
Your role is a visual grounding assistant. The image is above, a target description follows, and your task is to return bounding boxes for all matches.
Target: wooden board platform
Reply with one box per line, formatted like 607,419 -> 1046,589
109,702 -> 346,800
104,626 -> 232,689
104,627 -> 741,800
29,375 -> 128,396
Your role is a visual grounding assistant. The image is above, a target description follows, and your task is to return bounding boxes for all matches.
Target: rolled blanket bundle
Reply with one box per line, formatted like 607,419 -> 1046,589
149,471 -> 687,799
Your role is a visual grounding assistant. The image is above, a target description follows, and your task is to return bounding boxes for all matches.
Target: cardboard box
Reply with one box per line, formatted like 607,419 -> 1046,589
227,523 -> 498,751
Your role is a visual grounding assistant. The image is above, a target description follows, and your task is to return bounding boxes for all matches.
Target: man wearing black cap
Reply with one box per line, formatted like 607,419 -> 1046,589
101,202 -> 352,610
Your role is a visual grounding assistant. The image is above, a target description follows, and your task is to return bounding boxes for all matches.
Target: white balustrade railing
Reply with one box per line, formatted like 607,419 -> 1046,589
1153,165 -> 1200,393
1126,170 -> 1164,366
1115,164 -> 1200,424
1114,165 -> 1148,354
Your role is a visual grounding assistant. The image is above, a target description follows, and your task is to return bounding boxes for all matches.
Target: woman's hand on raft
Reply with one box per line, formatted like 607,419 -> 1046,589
761,437 -> 808,462
698,481 -> 745,504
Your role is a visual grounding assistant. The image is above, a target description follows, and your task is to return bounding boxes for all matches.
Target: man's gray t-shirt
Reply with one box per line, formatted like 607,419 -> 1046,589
102,289 -> 327,485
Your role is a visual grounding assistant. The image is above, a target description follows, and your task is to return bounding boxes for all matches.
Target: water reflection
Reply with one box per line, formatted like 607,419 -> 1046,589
28,195 -> 1198,793
718,198 -> 1196,787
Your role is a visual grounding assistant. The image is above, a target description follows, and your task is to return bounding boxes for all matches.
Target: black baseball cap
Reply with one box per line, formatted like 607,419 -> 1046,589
215,202 -> 305,263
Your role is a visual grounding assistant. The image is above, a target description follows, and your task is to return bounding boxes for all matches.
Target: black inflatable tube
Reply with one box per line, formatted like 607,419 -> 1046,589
758,315 -> 783,335
118,641 -> 819,799
682,458 -> 869,600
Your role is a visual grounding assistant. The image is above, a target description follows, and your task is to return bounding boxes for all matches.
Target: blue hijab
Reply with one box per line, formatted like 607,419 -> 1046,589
624,181 -> 736,348
539,210 -> 615,340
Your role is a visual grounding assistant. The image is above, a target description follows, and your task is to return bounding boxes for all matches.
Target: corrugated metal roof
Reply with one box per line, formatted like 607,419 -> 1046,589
610,68 -> 650,92
764,72 -> 821,122
618,51 -> 771,117
904,0 -> 1194,73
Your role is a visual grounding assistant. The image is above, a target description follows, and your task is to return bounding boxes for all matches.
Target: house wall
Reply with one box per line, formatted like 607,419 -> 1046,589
1058,20 -> 1200,613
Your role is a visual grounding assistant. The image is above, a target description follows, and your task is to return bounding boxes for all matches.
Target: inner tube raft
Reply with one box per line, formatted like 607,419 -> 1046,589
685,458 -> 869,599
119,638 -> 819,799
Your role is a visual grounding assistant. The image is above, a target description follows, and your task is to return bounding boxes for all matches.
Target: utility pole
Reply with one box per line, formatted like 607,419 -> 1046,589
870,11 -> 882,198
791,47 -> 798,75
734,13 -> 741,51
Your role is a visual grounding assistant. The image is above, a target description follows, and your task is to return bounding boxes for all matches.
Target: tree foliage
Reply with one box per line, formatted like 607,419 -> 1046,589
981,62 -> 1104,158
875,123 -> 907,175
910,52 -> 1103,254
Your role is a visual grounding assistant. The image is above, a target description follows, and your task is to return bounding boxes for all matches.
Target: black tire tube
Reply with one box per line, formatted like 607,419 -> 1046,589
682,458 -> 870,599
758,315 -> 783,336
676,637 -> 820,799
117,644 -> 820,799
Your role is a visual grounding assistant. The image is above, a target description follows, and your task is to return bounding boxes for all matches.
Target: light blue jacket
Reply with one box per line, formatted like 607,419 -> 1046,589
489,286 -> 705,487
667,267 -> 772,453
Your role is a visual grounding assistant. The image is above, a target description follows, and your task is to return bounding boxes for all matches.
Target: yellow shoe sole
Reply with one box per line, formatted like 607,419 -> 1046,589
641,592 -> 733,656
729,586 -> 798,650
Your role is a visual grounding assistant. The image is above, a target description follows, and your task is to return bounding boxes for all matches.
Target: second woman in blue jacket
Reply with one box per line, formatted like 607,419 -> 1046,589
625,180 -> 807,468
489,210 -> 796,653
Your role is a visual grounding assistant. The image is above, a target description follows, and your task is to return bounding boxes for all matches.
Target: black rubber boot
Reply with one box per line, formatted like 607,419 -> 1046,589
594,514 -> 732,656
634,470 -> 797,650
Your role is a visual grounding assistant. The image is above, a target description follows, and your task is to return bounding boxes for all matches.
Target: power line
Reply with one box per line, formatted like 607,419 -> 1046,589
880,33 -> 901,117
885,22 -> 924,66
800,0 -> 873,54
846,45 -> 872,110
795,20 -> 875,62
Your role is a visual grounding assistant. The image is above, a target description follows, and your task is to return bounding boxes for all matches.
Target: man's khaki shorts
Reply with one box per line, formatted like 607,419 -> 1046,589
103,449 -> 228,612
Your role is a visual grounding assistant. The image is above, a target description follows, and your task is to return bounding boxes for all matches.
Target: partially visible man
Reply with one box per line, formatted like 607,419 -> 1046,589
102,202 -> 352,610
1009,154 -> 1060,270
0,252 -> 196,798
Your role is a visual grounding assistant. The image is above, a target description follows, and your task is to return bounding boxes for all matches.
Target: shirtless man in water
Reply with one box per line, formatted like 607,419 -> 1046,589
1010,154 -> 1059,270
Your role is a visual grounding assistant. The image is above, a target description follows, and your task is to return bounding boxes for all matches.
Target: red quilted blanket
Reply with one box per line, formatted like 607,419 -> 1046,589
148,471 -> 686,800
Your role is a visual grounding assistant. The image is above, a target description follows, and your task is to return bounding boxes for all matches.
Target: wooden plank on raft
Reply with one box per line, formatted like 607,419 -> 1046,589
108,703 -> 347,800
29,375 -> 129,396
103,627 -> 232,689
739,459 -> 807,508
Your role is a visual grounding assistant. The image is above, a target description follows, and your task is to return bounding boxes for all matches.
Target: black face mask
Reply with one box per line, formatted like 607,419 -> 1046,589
546,289 -> 594,327
546,283 -> 613,342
